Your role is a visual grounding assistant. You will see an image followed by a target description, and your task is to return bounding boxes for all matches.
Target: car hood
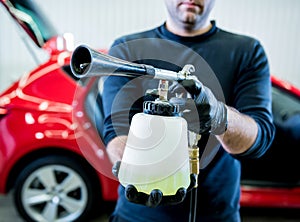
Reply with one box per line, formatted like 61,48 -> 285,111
0,0 -> 78,112
0,0 -> 74,55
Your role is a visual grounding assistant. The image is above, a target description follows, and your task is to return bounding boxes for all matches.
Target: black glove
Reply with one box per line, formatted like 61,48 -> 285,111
169,76 -> 227,135
112,161 -> 197,208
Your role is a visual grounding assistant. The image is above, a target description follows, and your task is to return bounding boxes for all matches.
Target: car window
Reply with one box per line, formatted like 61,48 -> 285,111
84,78 -> 105,140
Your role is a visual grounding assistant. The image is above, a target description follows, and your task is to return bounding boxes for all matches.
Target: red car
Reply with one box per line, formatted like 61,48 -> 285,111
240,76 -> 300,209
0,0 -> 300,222
0,0 -> 118,221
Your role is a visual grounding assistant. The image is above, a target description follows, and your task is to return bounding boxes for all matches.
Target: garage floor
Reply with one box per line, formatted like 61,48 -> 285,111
1,193 -> 300,222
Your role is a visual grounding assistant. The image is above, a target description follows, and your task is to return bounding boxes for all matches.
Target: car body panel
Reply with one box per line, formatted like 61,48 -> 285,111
241,186 -> 300,208
271,75 -> 300,98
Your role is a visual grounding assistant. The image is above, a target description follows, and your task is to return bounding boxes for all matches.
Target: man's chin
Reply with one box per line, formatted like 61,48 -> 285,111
181,12 -> 198,24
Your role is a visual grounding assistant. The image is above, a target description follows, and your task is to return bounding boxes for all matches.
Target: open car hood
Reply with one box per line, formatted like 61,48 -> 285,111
0,0 -> 73,55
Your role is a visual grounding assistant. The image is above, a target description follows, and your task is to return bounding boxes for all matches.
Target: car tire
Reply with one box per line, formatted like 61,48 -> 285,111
14,154 -> 101,222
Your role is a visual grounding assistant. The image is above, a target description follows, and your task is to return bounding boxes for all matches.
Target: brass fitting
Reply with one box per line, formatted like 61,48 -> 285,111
189,145 -> 199,175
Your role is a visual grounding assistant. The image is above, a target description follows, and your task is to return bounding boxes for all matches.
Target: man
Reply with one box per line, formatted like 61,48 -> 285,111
102,0 -> 275,221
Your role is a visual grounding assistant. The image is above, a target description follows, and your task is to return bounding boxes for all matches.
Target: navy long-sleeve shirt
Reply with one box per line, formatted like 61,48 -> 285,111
102,21 -> 275,221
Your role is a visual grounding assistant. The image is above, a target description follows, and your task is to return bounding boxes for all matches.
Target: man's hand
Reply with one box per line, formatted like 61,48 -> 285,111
112,161 -> 197,207
169,77 -> 227,135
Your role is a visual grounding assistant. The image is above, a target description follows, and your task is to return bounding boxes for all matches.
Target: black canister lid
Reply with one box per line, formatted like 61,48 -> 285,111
143,100 -> 179,116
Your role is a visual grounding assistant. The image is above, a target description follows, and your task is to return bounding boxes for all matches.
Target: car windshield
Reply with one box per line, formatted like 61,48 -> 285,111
272,85 -> 300,142
272,86 -> 300,121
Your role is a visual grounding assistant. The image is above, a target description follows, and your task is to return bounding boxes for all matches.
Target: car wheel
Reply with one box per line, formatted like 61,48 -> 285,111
14,155 -> 100,222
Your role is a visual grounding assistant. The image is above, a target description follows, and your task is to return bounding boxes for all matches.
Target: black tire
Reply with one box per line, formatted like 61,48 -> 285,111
14,154 -> 101,222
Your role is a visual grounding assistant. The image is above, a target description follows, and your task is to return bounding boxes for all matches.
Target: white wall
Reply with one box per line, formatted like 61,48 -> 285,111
1,0 -> 300,93
211,0 -> 300,88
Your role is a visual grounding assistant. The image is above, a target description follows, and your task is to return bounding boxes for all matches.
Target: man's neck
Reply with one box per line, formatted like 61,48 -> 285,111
165,20 -> 212,37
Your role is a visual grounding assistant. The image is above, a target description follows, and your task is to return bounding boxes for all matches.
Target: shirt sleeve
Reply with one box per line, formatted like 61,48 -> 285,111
232,40 -> 275,159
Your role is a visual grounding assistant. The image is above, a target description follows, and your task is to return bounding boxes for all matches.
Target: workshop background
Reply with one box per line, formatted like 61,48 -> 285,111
1,0 -> 300,93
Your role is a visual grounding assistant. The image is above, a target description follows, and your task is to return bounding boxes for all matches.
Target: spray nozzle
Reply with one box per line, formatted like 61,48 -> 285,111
179,64 -> 196,79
